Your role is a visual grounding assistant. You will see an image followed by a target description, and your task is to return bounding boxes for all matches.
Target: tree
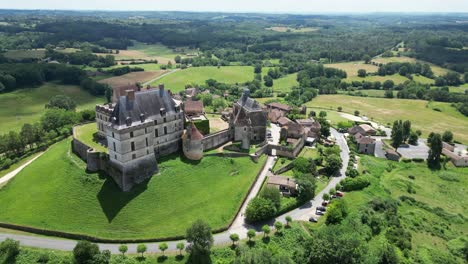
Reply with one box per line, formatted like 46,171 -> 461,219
399,66 -> 409,76
0,238 -> 20,263
442,130 -> 453,143
104,85 -> 113,103
384,89 -> 394,98
73,241 -> 100,264
337,106 -> 342,112
427,133 -> 443,170
322,193 -> 330,200
296,174 -> 317,203
229,233 -> 239,246
260,186 -> 281,210
245,197 -> 277,223
118,245 -> 128,256
262,225 -> 271,237
247,229 -> 256,241
357,69 -> 367,77
325,154 -> 342,176
45,95 -> 76,111
391,120 -> 404,150
329,188 -> 336,196
318,117 -> 330,138
363,55 -> 372,64
285,216 -> 292,227
408,131 -> 419,145
274,221 -> 283,233
174,55 -> 181,63
354,110 -> 360,116
325,200 -> 348,225
383,80 -> 395,89
159,243 -> 168,256
20,123 -> 35,149
319,111 -> 327,118
186,219 -> 213,264
264,75 -> 273,87
137,244 -> 147,258
176,242 -> 185,256
402,120 -> 411,142
254,64 -> 262,74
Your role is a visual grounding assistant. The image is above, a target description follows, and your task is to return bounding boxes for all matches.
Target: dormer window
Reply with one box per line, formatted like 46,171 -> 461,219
125,117 -> 132,126
160,108 -> 166,116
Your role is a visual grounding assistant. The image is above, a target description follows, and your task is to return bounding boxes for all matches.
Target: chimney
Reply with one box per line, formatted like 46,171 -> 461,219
159,84 -> 165,96
126,89 -> 135,101
242,88 -> 250,102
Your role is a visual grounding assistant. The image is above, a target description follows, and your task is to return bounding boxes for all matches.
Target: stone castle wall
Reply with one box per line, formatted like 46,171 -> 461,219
202,129 -> 233,150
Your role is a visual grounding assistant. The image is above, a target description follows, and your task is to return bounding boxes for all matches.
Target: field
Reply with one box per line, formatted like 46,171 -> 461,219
326,61 -> 379,76
0,83 -> 104,134
265,26 -> 319,33
98,70 -> 168,87
346,74 -> 410,84
97,43 -> 197,64
447,83 -> 468,93
271,73 -> 298,93
307,94 -> 468,143
345,156 -> 468,262
73,123 -> 107,153
151,66 -> 255,93
412,74 -> 435,85
339,89 -> 397,98
0,152 -> 42,179
2,49 -> 46,60
371,56 -> 450,76
0,139 -> 265,239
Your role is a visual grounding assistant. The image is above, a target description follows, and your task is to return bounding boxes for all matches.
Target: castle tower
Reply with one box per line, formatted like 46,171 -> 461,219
182,122 -> 204,160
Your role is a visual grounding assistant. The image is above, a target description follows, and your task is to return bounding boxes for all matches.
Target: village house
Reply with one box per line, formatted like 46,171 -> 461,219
385,149 -> 401,161
277,116 -> 293,127
266,102 -> 292,123
185,87 -> 199,98
296,118 -> 321,139
267,175 -> 297,196
356,136 -> 376,155
348,124 -> 377,136
442,143 -> 468,167
183,99 -> 205,119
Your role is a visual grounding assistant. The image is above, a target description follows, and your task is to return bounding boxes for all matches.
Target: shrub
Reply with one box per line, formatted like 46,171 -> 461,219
73,241 -> 99,264
0,238 -> 20,263
245,197 -> 277,223
340,177 -> 370,191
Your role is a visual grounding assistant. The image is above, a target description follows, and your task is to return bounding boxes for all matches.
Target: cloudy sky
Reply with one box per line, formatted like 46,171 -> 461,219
1,0 -> 468,13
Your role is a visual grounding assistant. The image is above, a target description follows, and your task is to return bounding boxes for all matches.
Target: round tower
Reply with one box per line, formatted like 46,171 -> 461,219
182,122 -> 204,160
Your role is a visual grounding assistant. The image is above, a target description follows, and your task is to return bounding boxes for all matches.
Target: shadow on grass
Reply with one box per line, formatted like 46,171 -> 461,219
97,175 -> 148,222
157,256 -> 168,263
262,236 -> 270,244
175,255 -> 185,262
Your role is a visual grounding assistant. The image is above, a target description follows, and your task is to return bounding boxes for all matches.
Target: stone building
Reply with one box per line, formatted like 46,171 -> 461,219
104,84 -> 184,191
356,136 -> 376,155
182,122 -> 204,161
230,89 -> 267,149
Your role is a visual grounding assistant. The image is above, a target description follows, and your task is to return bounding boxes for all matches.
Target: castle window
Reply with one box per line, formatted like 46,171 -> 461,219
164,117 -> 166,123
114,155 -> 117,159
130,132 -> 134,138
147,149 -> 149,155
132,154 -> 136,160
145,128 -> 147,134
164,127 -> 167,135
113,142 -> 116,151
112,132 -> 114,138
131,142 -> 135,151
146,138 -> 148,147
155,119 -> 158,125
155,129 -> 158,137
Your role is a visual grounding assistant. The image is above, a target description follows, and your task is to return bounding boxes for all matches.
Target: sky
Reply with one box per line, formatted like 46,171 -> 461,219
1,0 -> 468,13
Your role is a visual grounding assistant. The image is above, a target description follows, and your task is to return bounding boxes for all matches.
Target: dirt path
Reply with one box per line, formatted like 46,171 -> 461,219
0,152 -> 44,186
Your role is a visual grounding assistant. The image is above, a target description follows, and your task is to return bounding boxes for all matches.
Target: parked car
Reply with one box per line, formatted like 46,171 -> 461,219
315,210 -> 324,215
322,200 -> 329,206
309,217 -> 318,223
336,191 -> 344,197
317,206 -> 327,212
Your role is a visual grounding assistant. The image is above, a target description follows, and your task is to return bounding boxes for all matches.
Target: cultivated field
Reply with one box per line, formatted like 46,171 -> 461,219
97,43 -> 197,64
151,66 -> 255,92
307,94 -> 468,143
326,61 -> 379,76
0,139 -> 266,240
2,49 -> 46,60
0,83 -> 104,134
372,56 -> 450,76
98,70 -> 168,87
265,26 -> 319,33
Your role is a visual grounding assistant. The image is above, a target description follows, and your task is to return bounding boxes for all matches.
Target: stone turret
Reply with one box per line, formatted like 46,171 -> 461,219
182,122 -> 204,160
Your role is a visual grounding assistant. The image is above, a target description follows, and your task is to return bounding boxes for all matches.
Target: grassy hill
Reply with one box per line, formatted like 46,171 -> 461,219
0,83 -> 104,134
151,66 -> 255,93
0,139 -> 265,240
307,94 -> 468,143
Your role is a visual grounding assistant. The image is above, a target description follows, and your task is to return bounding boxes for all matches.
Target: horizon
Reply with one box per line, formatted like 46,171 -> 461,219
1,0 -> 468,14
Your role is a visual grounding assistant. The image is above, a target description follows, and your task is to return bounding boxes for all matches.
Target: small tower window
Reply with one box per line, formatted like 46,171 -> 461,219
131,142 -> 135,151
113,142 -> 116,151
146,138 -> 149,147
130,131 -> 134,138
132,154 -> 136,160
164,127 -> 167,135
155,129 -> 159,137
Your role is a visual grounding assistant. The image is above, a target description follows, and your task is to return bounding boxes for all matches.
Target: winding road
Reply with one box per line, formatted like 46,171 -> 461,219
0,128 -> 349,254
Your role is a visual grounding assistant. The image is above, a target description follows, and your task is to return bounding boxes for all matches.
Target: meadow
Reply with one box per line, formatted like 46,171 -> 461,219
0,83 -> 104,134
98,70 -> 168,87
307,94 -> 468,143
371,56 -> 450,76
326,61 -> 379,76
151,66 -> 255,92
346,74 -> 410,84
271,73 -> 298,93
73,123 -> 107,153
0,139 -> 265,240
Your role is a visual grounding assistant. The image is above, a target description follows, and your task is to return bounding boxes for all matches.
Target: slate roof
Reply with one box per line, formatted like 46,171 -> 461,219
111,88 -> 176,128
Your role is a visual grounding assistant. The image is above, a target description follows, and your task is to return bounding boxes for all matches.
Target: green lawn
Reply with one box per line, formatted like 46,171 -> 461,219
0,83 -> 104,134
412,74 -> 434,85
0,152 -> 42,179
151,66 -> 255,93
326,61 -> 379,77
307,95 -> 468,143
73,123 -> 107,153
0,139 -> 266,240
271,73 -> 298,93
447,83 -> 468,93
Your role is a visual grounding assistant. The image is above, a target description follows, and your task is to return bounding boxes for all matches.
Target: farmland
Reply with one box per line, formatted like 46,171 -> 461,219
98,70 -> 168,87
307,94 -> 468,143
371,56 -> 451,76
326,61 -> 379,76
0,139 -> 265,240
0,83 -> 104,134
271,73 -> 298,93
151,66 -> 255,92
346,74 -> 410,84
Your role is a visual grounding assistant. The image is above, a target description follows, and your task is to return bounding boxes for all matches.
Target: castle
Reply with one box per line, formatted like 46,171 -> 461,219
93,85 -> 266,191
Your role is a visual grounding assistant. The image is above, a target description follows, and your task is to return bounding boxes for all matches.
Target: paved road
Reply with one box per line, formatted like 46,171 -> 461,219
0,128 -> 349,254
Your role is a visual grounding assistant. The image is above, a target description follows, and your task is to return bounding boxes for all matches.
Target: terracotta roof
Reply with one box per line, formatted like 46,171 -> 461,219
386,149 -> 400,156
278,117 -> 293,126
268,108 -> 283,123
190,123 -> 204,140
267,102 -> 292,111
184,100 -> 204,115
267,175 -> 296,189
357,136 -> 375,144
286,122 -> 305,135
359,124 -> 376,133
